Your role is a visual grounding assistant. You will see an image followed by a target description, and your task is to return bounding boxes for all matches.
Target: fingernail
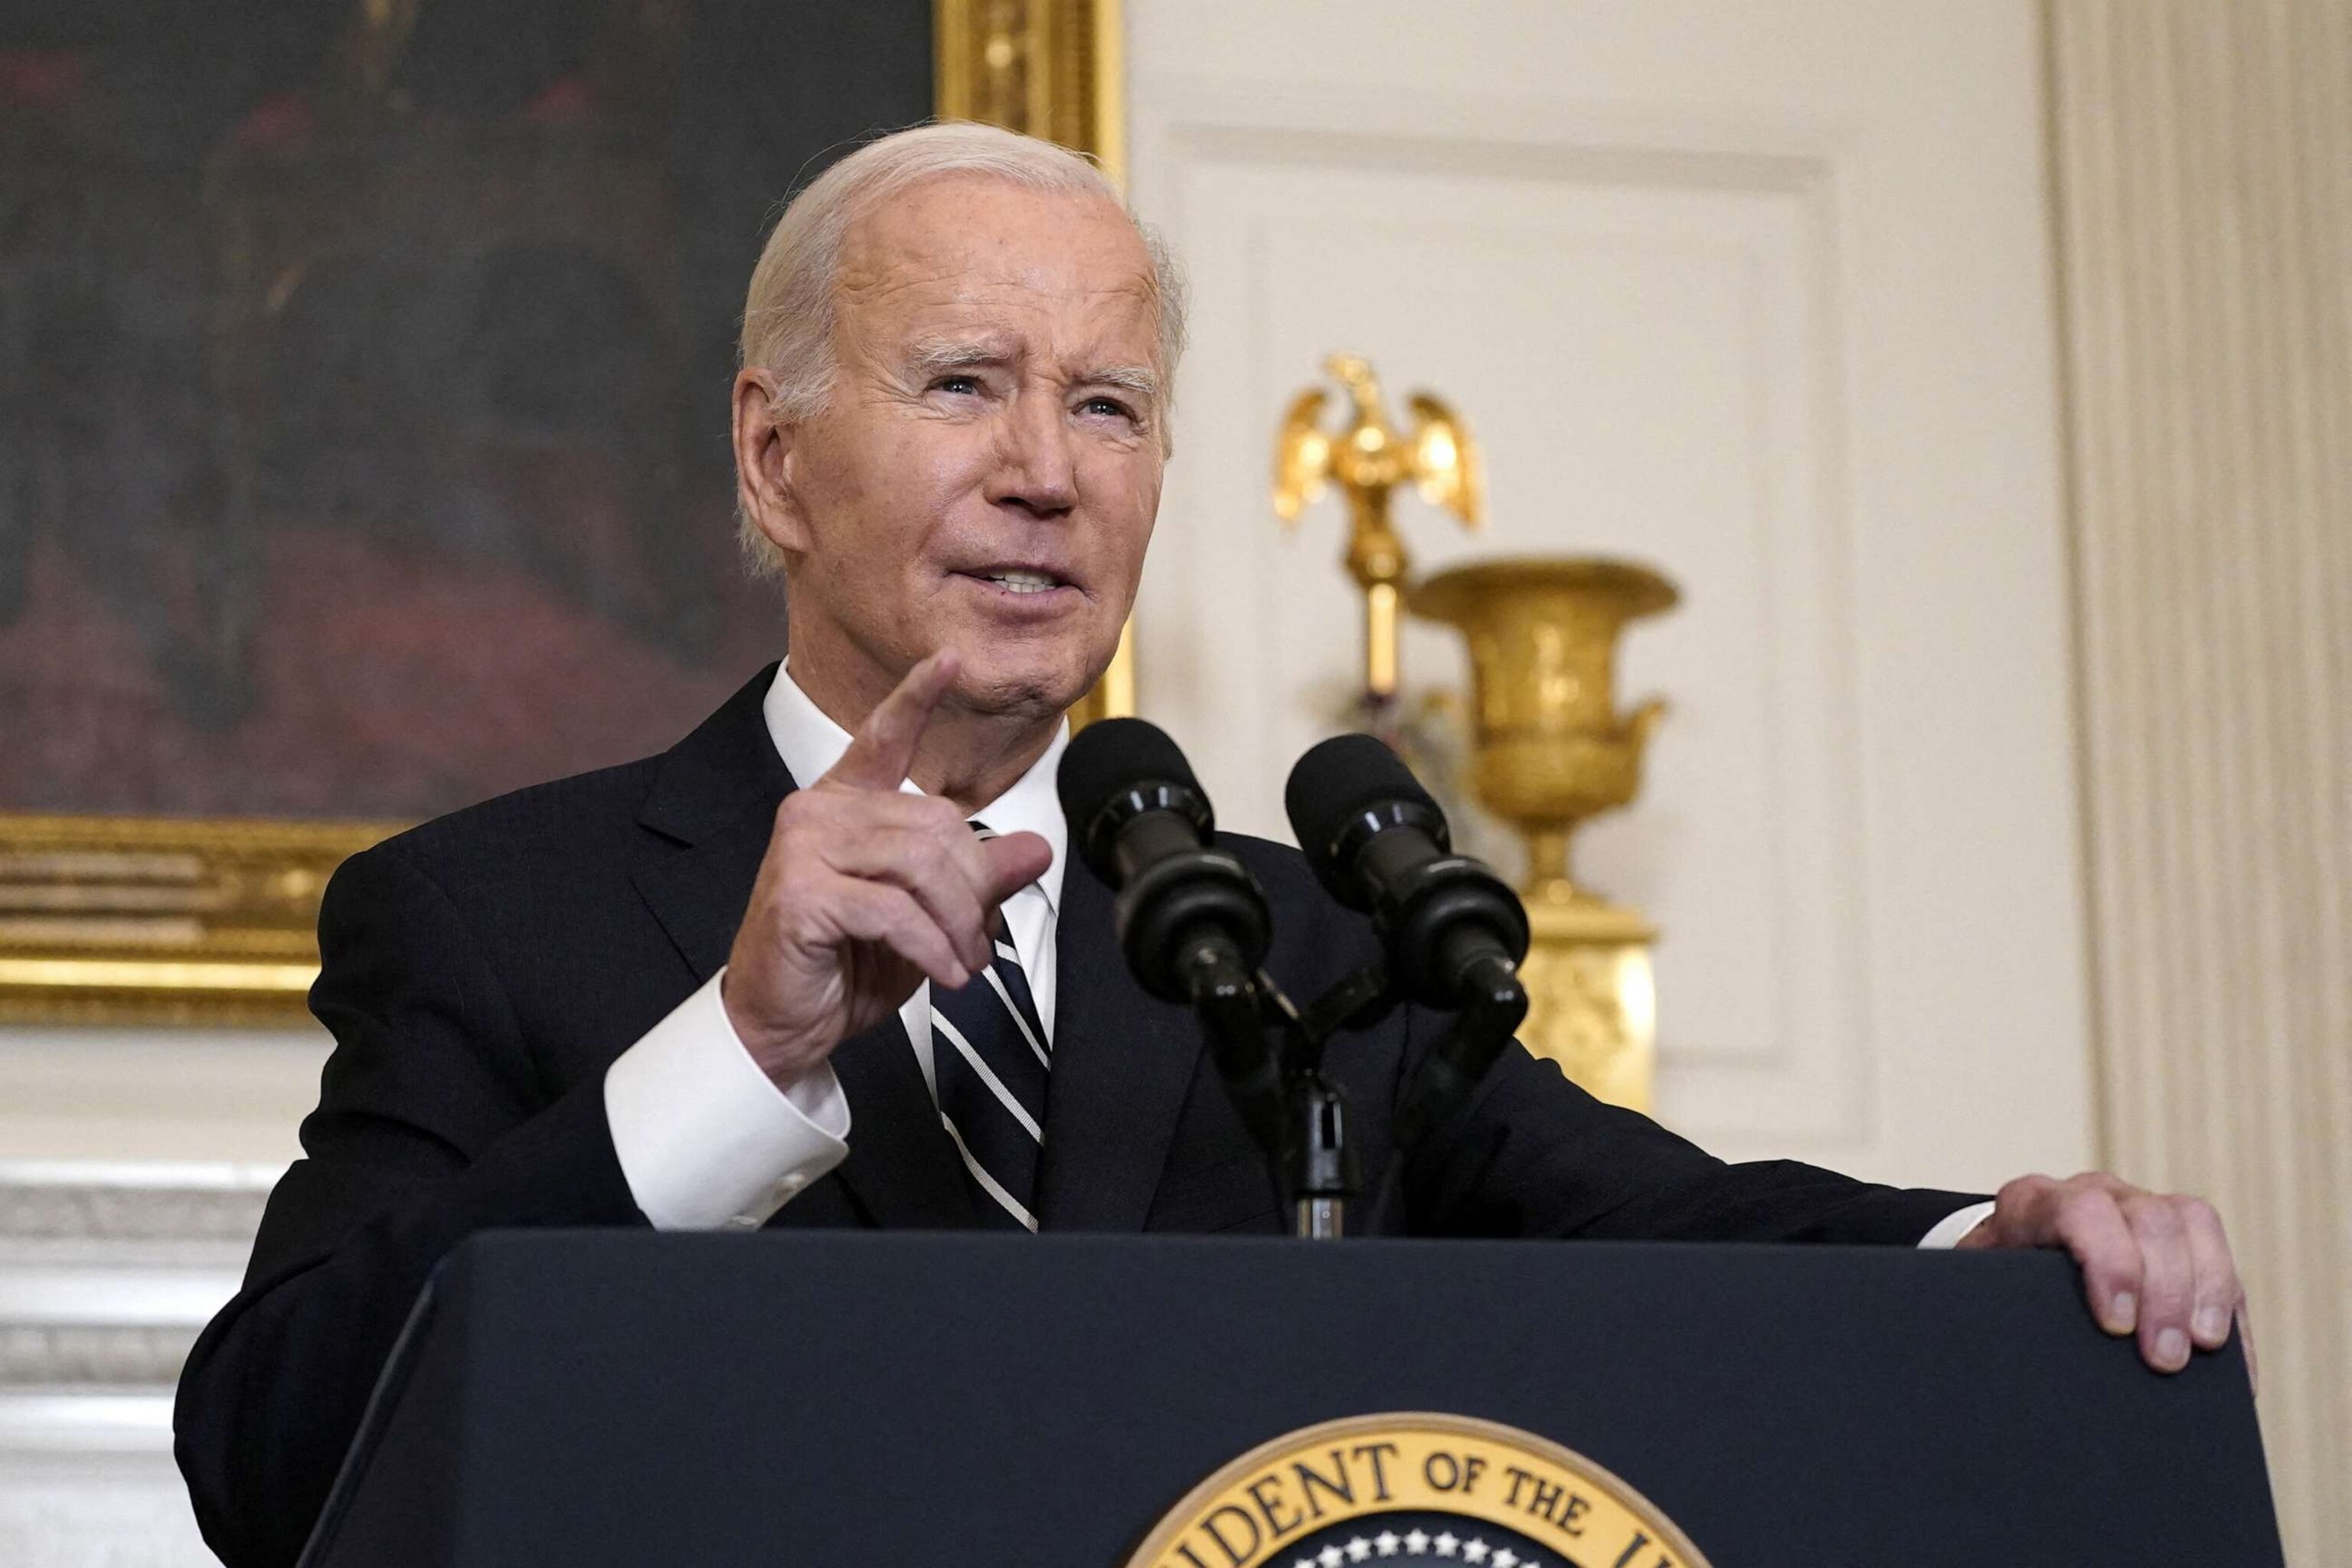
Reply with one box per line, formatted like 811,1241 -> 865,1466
2157,1328 -> 2189,1369
2196,1306 -> 2228,1343
2108,1292 -> 2137,1333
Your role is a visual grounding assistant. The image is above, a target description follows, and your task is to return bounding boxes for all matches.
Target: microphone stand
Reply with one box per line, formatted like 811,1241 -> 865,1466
1287,1073 -> 1354,1240
1183,952 -> 1527,1241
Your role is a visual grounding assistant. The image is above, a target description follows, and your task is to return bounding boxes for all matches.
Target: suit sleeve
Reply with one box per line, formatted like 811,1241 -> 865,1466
173,844 -> 650,1568
1403,1025 -> 1984,1244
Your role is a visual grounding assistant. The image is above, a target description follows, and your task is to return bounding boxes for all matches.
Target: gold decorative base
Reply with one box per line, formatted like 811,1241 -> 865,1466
1514,885 -> 1657,1114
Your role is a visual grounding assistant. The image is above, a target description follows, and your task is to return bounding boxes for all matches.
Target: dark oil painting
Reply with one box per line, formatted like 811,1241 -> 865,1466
0,0 -> 929,818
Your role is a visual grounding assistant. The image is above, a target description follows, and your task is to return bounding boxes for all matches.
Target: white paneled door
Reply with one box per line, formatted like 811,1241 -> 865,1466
1124,1 -> 2091,1188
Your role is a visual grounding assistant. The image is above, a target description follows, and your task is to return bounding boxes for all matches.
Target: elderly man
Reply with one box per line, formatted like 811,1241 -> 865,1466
174,123 -> 2249,1568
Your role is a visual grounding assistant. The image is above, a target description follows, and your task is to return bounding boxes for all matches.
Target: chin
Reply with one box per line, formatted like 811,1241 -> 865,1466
951,653 -> 1089,717
952,636 -> 1108,719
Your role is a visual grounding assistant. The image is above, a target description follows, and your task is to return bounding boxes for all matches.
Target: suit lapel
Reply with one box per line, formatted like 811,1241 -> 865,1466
629,663 -> 974,1230
1034,857 -> 1207,1230
631,663 -> 795,986
631,812 -> 773,985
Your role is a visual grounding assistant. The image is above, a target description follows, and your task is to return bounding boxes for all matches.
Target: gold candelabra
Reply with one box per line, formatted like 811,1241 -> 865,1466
1273,357 -> 1678,1112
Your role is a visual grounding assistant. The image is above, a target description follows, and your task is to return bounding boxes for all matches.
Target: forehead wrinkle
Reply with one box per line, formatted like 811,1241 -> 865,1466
832,195 -> 1165,386
842,213 -> 1157,312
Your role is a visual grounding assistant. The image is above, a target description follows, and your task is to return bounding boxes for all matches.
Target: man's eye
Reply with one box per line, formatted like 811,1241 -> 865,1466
933,374 -> 986,397
1079,396 -> 1135,421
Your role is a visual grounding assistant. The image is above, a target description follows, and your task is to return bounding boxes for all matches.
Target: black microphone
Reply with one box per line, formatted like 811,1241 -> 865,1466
1057,717 -> 1274,1001
1059,718 -> 1285,1155
1283,733 -> 1530,1010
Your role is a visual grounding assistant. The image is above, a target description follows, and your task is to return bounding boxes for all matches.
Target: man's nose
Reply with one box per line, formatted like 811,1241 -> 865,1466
987,391 -> 1078,516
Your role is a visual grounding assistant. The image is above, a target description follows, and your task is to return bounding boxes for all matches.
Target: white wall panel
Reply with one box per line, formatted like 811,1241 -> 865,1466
1126,2 -> 2091,1187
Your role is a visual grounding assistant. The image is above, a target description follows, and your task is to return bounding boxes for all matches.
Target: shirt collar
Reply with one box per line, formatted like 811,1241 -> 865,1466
763,658 -> 1068,914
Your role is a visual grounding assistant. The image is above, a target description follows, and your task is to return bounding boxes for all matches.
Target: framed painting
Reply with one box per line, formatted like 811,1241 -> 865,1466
0,0 -> 1124,1022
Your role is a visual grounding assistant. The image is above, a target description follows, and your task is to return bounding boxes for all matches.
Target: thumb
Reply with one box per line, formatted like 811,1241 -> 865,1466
980,830 -> 1053,904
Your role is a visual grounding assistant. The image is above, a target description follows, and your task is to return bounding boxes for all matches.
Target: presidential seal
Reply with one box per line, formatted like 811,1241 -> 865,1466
1125,1413 -> 1710,1568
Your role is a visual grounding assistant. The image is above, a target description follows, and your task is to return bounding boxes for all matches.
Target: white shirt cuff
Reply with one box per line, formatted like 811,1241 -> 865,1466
1916,1200 -> 1998,1250
604,968 -> 851,1230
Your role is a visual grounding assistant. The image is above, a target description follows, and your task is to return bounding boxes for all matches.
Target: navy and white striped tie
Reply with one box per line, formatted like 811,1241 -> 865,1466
933,823 -> 1050,1230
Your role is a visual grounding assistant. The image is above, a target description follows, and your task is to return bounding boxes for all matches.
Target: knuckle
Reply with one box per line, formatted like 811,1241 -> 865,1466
2056,1186 -> 2113,1229
2072,1212 -> 2137,1268
921,835 -> 962,880
1997,1174 -> 2051,1210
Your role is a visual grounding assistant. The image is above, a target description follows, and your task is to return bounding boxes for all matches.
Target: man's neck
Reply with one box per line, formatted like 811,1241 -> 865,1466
786,646 -> 1061,814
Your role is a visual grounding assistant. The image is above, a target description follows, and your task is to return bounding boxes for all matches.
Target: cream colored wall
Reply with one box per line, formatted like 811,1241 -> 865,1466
1122,0 -> 2093,1193
0,1027 -> 326,1165
0,1028 -> 322,1564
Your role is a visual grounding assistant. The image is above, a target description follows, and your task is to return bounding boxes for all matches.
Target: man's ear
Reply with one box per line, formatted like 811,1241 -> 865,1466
732,368 -> 808,554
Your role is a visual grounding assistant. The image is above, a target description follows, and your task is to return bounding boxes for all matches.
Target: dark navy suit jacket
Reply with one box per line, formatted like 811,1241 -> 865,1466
172,665 -> 1980,1568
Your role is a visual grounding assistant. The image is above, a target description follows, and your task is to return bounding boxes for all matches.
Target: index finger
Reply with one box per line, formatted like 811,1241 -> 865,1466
823,650 -> 959,792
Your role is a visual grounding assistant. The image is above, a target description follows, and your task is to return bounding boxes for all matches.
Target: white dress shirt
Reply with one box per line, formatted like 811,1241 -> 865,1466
605,659 -> 1066,1230
605,662 -> 1987,1246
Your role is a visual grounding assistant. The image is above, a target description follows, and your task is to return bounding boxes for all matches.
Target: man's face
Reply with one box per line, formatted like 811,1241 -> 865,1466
743,175 -> 1166,721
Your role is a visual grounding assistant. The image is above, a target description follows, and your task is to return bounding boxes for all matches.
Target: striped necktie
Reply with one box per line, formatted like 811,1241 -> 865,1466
932,823 -> 1050,1230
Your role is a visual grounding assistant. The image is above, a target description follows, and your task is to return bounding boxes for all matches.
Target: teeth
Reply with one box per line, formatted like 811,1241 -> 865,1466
985,570 -> 1059,594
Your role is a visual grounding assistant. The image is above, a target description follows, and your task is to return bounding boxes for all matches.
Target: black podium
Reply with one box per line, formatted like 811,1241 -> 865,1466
302,1231 -> 2279,1567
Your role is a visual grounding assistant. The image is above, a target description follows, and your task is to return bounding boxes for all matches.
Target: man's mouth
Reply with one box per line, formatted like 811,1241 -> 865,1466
981,568 -> 1063,596
959,564 -> 1078,598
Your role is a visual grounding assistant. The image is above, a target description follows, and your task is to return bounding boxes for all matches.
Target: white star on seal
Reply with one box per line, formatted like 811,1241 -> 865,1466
1374,1530 -> 1402,1557
1347,1537 -> 1374,1563
1492,1551 -> 1521,1568
1403,1530 -> 1431,1555
1462,1540 -> 1491,1564
1433,1534 -> 1459,1557
1318,1547 -> 1345,1568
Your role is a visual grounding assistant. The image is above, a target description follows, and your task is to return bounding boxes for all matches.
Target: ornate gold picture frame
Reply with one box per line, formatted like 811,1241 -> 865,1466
0,0 -> 1124,1026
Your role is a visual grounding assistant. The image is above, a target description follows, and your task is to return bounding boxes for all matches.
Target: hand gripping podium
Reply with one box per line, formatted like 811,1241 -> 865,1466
300,1232 -> 2280,1568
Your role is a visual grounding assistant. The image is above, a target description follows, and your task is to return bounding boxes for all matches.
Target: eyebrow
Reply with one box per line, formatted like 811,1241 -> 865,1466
903,337 -> 1014,379
1083,364 -> 1162,403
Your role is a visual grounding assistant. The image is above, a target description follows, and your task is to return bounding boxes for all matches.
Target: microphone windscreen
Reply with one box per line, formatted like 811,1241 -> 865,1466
1283,733 -> 1442,903
1056,717 -> 1204,876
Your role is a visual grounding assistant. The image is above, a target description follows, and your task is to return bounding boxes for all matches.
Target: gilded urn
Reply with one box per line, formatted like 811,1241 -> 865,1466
1406,557 -> 1677,900
1407,556 -> 1679,1112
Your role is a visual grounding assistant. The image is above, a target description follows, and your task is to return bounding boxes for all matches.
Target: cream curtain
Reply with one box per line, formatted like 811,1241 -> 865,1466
2049,2 -> 2352,1560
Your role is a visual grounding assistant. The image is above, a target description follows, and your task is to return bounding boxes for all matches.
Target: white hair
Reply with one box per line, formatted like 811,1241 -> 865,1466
735,120 -> 1189,577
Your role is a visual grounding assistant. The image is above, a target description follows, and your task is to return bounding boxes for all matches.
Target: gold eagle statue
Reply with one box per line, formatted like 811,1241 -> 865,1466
1272,354 -> 1484,697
